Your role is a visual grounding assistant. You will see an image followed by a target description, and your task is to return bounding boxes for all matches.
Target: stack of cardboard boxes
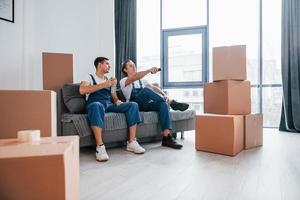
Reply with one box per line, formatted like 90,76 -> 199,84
195,45 -> 263,156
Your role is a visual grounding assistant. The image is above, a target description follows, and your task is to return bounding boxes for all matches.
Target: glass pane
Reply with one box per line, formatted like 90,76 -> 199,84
262,0 -> 282,84
209,0 -> 259,84
137,0 -> 161,85
251,87 -> 260,113
168,34 -> 203,82
162,0 -> 207,29
263,86 -> 283,127
165,88 -> 203,114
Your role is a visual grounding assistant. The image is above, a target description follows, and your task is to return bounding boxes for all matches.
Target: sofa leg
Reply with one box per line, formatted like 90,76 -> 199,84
181,131 -> 184,140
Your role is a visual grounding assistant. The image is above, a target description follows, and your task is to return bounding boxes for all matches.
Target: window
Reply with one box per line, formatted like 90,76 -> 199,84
251,87 -> 260,113
137,0 -> 207,113
163,28 -> 207,87
137,0 -> 283,126
262,0 -> 282,127
209,0 -> 260,84
137,0 -> 161,85
184,90 -> 190,97
192,90 -> 199,97
162,0 -> 207,29
162,0 -> 208,88
263,87 -> 282,127
161,0 -> 207,112
166,88 -> 204,114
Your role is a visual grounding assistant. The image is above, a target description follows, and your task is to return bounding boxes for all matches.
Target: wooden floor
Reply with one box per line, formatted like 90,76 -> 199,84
80,129 -> 300,200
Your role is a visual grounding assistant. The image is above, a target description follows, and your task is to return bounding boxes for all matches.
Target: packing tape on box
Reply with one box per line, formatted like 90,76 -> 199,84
17,130 -> 41,142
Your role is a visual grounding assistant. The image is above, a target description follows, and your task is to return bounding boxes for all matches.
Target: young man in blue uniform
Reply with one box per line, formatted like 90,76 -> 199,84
120,59 -> 189,149
80,57 -> 145,161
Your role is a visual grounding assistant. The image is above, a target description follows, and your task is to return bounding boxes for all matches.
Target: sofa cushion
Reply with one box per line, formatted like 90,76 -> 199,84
62,113 -> 128,137
62,83 -> 86,114
141,110 -> 196,124
170,110 -> 196,121
61,109 -> 196,137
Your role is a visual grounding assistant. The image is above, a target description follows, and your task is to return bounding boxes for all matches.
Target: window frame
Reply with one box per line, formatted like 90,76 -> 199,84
162,26 -> 208,88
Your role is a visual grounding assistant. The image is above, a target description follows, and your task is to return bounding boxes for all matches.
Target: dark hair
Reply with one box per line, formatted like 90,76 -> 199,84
94,57 -> 109,69
121,59 -> 132,76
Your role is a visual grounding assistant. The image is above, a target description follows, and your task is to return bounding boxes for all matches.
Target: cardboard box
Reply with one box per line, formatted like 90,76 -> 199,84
0,136 -> 79,200
42,52 -> 73,93
244,113 -> 263,149
204,80 -> 251,115
43,52 -> 73,136
0,90 -> 57,139
195,114 -> 244,156
213,45 -> 247,81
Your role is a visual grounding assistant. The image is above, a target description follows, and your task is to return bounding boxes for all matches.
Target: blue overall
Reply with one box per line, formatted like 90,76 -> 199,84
86,74 -> 141,129
130,80 -> 171,130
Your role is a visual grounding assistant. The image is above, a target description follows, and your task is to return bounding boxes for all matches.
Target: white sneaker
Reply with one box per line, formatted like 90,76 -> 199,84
96,144 -> 109,161
126,139 -> 145,154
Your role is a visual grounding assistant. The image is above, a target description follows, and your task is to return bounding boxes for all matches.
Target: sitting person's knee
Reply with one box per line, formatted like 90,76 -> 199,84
128,101 -> 139,109
89,102 -> 105,111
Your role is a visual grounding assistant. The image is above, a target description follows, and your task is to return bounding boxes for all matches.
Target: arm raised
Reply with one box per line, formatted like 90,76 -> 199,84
124,67 -> 160,86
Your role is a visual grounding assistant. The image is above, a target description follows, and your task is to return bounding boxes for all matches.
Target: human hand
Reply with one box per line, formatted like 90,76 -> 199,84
115,100 -> 123,106
110,77 -> 117,85
149,67 -> 160,74
106,77 -> 117,87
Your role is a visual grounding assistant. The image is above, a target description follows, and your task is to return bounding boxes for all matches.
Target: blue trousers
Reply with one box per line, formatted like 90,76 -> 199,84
86,101 -> 141,128
132,88 -> 172,130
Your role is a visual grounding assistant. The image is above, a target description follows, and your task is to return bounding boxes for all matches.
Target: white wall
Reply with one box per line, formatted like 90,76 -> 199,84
0,0 -> 115,90
0,0 -> 24,89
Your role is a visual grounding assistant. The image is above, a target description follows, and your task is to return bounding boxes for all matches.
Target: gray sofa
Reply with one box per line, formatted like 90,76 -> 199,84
57,84 -> 195,148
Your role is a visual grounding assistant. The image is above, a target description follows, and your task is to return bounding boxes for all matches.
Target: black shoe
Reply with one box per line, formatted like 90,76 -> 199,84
170,100 -> 189,111
162,134 -> 183,149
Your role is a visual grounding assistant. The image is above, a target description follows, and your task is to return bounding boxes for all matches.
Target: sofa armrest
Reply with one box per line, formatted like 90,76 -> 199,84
0,90 -> 57,139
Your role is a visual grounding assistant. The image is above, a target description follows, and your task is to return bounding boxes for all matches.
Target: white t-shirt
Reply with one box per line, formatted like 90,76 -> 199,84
120,77 -> 150,101
84,73 -> 116,100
